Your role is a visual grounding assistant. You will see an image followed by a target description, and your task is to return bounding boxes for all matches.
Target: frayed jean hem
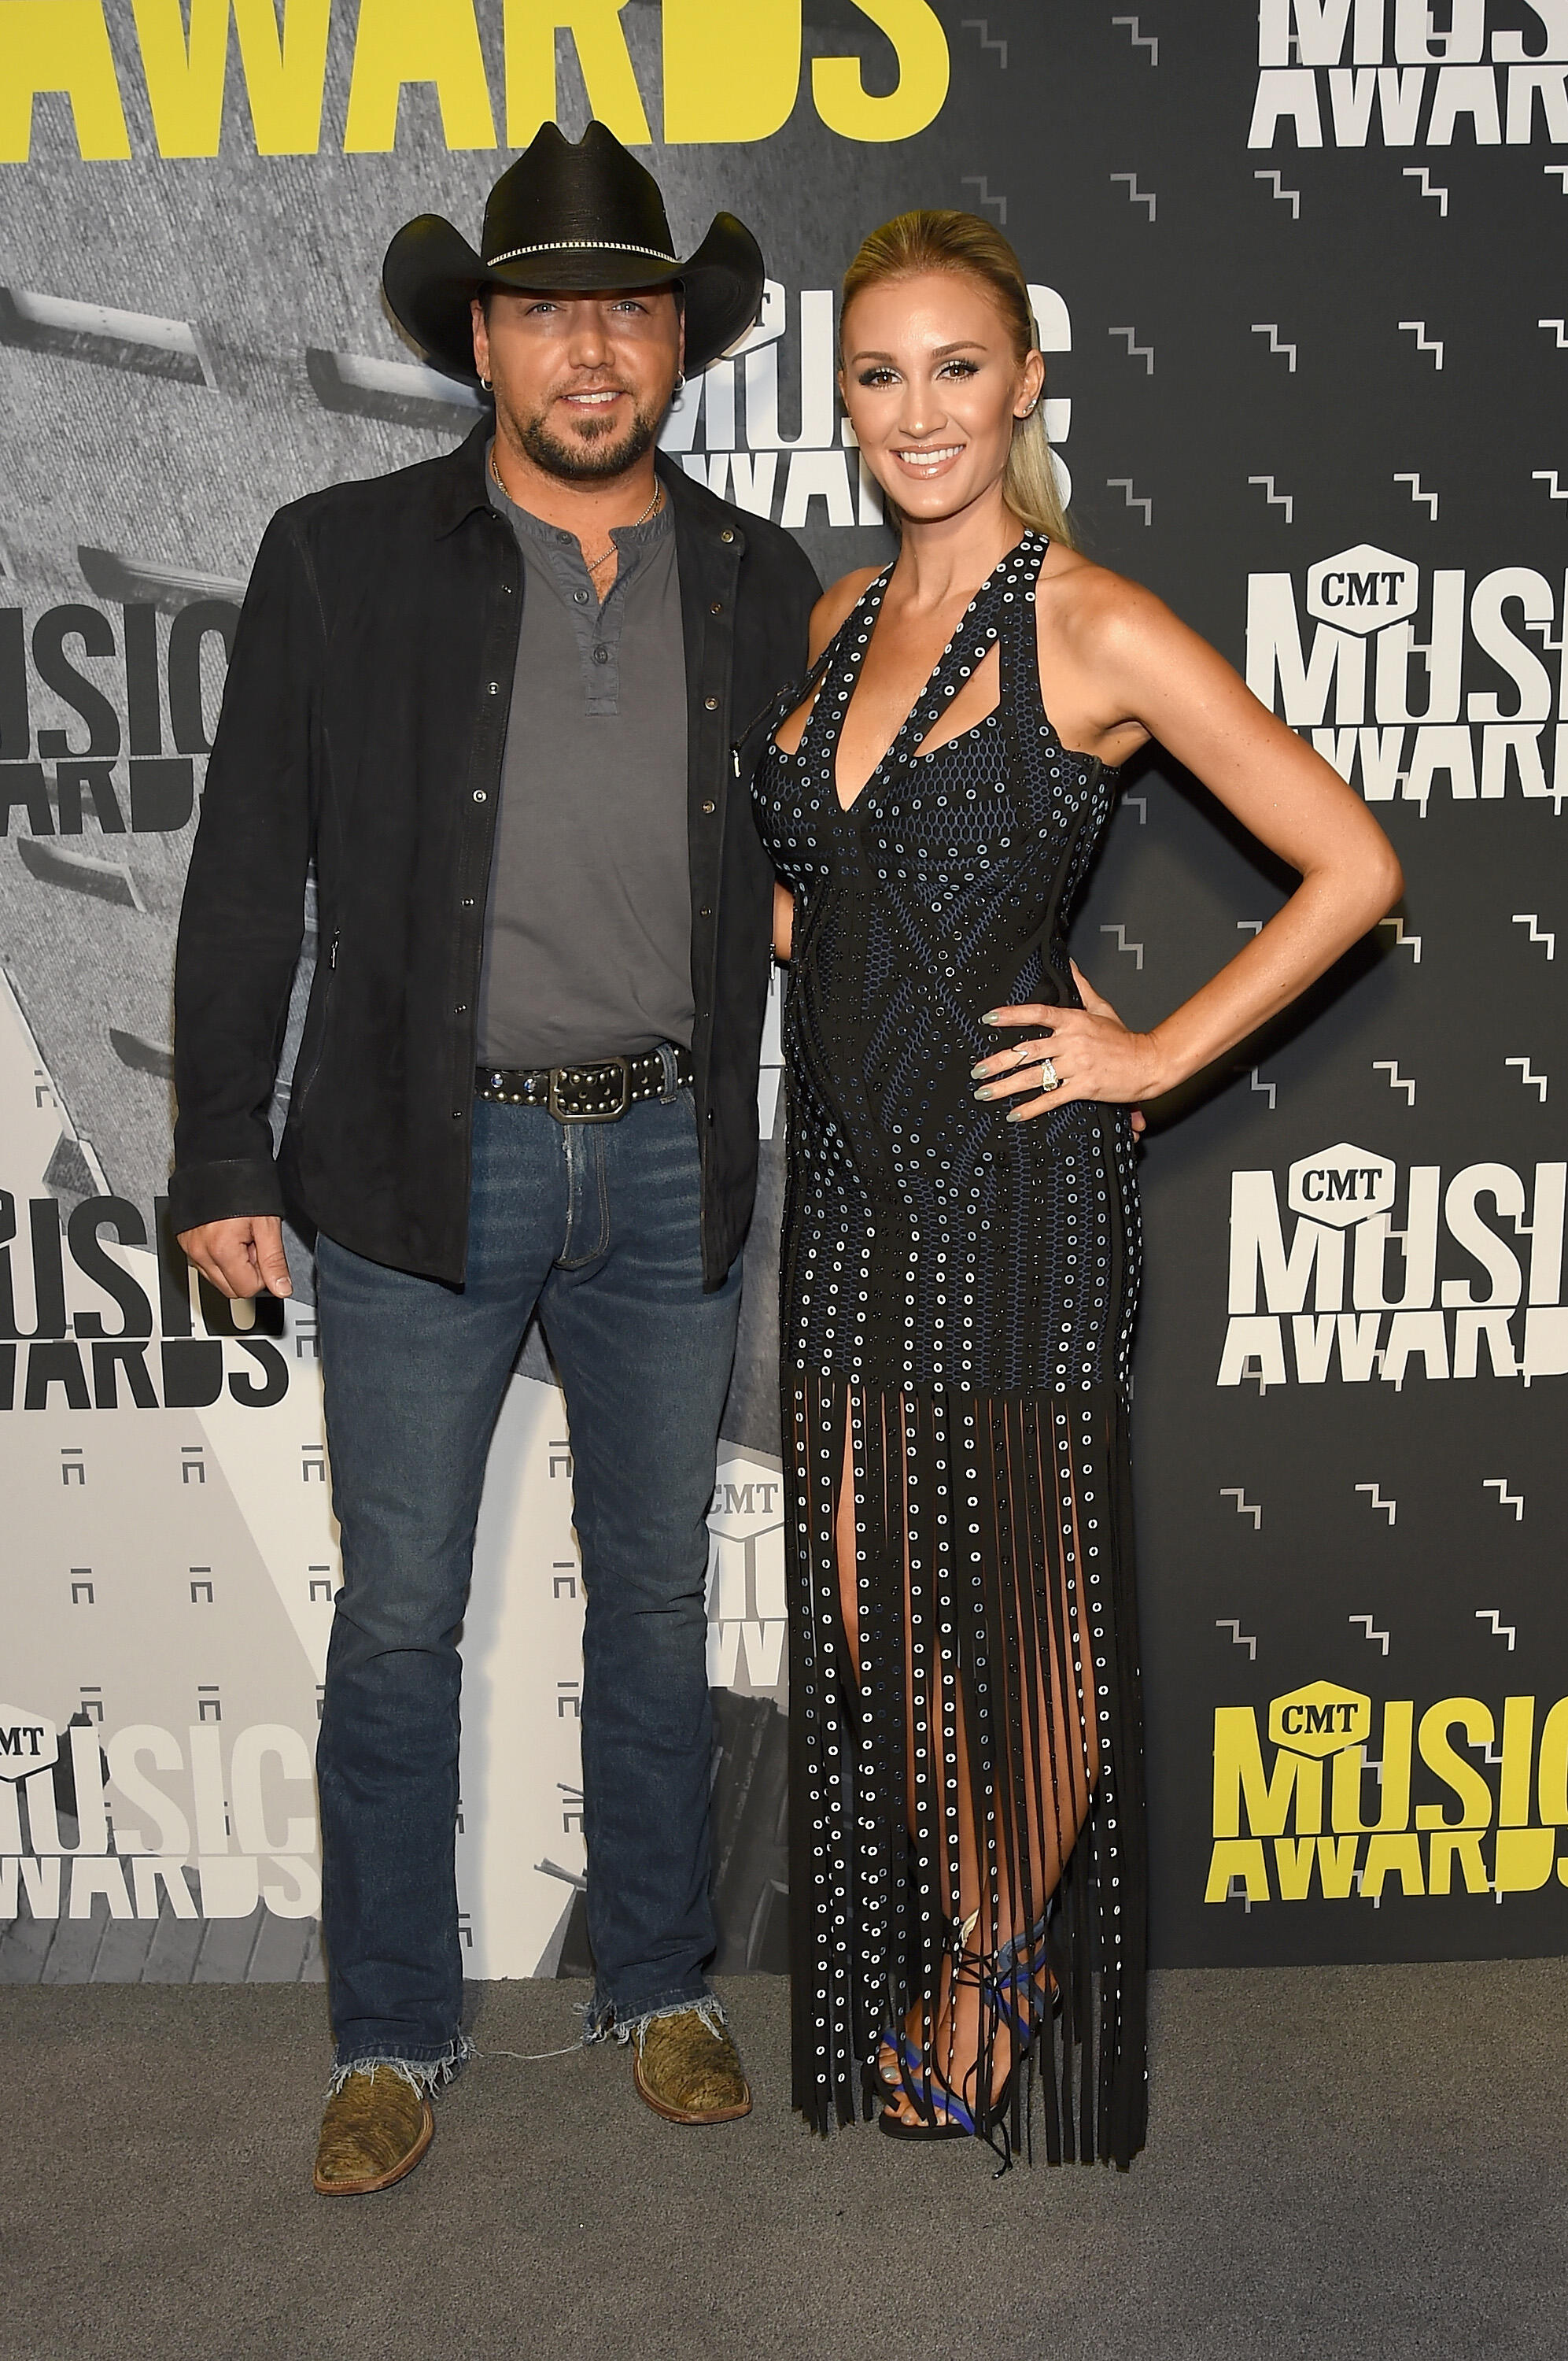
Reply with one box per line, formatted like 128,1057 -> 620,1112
328,2034 -> 472,2097
582,1989 -> 721,2048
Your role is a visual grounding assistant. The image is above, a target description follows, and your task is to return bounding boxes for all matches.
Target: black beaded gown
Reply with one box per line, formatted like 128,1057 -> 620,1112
753,534 -> 1147,2167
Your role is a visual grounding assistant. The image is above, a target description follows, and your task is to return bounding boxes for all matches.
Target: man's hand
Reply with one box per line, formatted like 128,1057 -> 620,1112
178,1214 -> 292,1301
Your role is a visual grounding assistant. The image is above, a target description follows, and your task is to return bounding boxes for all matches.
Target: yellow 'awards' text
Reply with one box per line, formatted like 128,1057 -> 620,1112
0,1 -> 952,162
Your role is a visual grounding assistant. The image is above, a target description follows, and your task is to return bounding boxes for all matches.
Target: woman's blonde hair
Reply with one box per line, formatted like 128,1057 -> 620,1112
840,209 -> 1076,550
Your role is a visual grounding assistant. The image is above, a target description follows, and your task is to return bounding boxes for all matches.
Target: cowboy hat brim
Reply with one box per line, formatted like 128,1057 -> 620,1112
382,211 -> 764,386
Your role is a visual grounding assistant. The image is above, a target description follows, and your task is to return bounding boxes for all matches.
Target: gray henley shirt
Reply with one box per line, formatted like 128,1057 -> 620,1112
478,454 -> 692,1069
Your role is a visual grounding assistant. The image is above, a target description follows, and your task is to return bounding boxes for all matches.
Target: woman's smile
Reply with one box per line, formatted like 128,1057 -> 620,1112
891,443 -> 965,474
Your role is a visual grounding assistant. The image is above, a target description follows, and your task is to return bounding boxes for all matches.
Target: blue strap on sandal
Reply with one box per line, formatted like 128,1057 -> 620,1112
984,1911 -> 1057,2044
875,2030 -> 982,2142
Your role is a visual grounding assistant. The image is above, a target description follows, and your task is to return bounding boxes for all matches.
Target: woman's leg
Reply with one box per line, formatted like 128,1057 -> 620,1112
830,1394 -> 1099,2127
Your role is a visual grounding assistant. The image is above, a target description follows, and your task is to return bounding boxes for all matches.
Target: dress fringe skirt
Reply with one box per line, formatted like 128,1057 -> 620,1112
786,1373 -> 1147,2168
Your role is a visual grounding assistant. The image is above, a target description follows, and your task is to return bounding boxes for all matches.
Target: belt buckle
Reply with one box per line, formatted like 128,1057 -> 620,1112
548,1058 -> 629,1123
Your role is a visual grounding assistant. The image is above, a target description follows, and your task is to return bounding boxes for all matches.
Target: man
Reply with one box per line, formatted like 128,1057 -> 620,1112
171,121 -> 817,2195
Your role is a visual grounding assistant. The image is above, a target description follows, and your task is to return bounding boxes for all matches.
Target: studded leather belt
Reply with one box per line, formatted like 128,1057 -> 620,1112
474,1044 -> 693,1122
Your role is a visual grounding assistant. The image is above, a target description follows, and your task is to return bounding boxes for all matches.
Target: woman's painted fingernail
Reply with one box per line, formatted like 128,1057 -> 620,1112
969,1062 -> 990,1079
981,1011 -> 1004,1025
973,1084 -> 994,1100
1005,1108 -> 1025,1122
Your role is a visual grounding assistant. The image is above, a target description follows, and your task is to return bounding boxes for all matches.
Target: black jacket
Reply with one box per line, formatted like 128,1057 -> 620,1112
169,423 -> 818,1287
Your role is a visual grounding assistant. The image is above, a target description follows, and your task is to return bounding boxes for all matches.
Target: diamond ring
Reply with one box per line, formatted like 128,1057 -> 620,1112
1039,1056 -> 1060,1092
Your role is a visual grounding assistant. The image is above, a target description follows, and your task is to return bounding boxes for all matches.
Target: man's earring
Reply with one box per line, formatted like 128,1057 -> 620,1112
480,375 -> 493,392
674,371 -> 686,396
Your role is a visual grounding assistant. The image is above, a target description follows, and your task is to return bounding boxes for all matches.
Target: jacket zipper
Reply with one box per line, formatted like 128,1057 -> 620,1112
291,926 -> 339,1118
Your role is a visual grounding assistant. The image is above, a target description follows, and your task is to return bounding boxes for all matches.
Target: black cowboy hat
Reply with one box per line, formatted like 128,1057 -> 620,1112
383,120 -> 765,386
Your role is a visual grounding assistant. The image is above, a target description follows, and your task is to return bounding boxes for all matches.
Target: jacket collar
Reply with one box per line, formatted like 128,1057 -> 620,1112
429,416 -> 749,559
431,416 -> 495,538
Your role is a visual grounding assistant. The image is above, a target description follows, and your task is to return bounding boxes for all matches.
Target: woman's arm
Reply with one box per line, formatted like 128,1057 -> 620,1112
771,566 -> 885,964
976,579 -> 1404,1119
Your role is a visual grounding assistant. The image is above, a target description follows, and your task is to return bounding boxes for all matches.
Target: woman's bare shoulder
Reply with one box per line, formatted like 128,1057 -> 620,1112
808,565 -> 886,660
1036,548 -> 1182,663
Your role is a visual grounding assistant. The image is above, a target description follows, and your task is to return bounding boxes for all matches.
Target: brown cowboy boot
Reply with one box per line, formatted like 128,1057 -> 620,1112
312,2067 -> 435,2195
631,2004 -> 752,2126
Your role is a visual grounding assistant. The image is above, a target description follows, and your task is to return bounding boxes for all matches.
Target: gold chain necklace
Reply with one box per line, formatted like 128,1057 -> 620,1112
489,445 -> 663,575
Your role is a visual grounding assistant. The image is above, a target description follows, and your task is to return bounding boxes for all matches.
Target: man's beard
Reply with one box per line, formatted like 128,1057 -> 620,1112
512,394 -> 662,482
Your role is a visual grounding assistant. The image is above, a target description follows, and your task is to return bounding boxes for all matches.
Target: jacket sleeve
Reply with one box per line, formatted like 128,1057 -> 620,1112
168,508 -> 321,1234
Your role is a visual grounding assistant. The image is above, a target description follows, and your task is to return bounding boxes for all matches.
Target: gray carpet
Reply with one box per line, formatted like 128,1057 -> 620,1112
6,1963 -> 1567,2360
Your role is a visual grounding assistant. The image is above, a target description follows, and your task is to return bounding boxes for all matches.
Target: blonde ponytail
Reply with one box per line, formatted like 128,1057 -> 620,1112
1002,403 -> 1074,547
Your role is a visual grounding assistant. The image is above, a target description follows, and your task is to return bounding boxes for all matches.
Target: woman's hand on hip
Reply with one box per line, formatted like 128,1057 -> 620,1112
971,962 -> 1156,1132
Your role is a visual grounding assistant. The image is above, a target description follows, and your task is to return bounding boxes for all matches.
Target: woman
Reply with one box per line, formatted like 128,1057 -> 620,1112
751,212 -> 1402,2168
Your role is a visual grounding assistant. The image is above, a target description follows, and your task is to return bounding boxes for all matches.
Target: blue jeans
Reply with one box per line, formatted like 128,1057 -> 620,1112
314,1085 -> 740,2078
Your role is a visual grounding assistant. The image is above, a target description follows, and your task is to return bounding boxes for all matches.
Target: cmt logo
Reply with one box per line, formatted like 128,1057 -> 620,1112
1269,1681 -> 1371,1757
0,1706 -> 57,1776
1208,1683 -> 1568,1907
1247,547 -> 1568,811
1287,1144 -> 1396,1224
1218,1147 -> 1568,1388
1306,547 -> 1419,630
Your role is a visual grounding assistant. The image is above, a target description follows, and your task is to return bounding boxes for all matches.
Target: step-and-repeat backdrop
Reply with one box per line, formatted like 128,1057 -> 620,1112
2,2 -> 1565,1987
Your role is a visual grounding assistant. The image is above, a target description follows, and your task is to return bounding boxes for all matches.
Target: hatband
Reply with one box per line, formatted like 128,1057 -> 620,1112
485,238 -> 680,269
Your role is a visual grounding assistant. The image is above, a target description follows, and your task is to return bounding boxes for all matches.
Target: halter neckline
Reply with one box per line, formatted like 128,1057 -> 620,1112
814,533 -> 1050,814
